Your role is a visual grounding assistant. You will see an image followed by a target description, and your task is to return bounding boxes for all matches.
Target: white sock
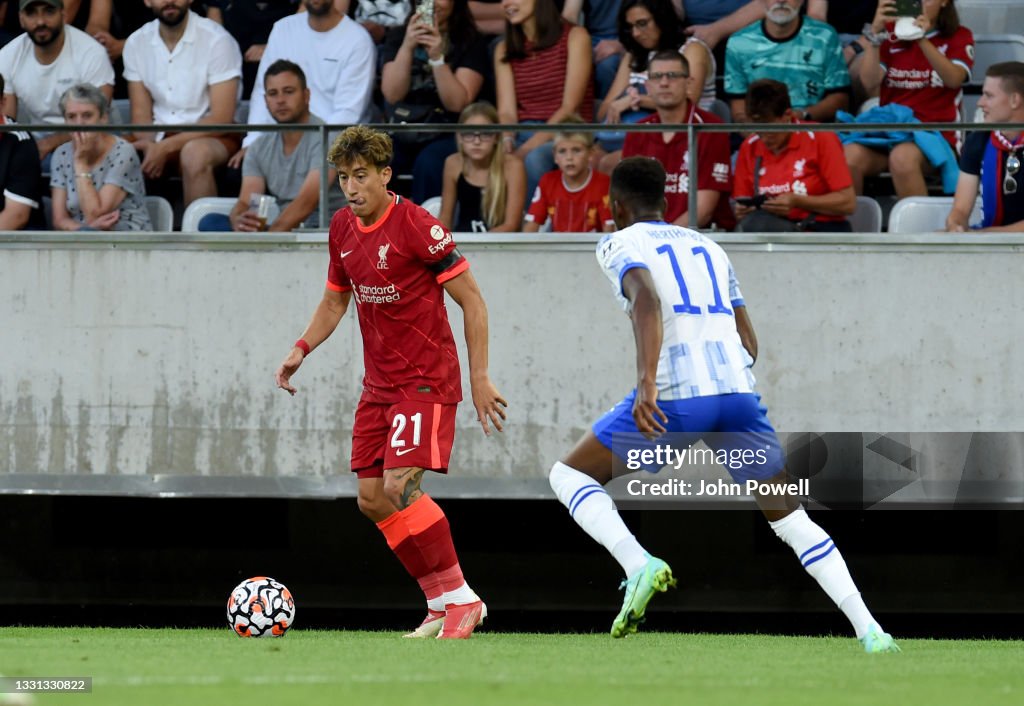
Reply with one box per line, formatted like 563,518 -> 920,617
549,461 -> 649,577
427,596 -> 445,612
769,506 -> 879,638
442,582 -> 478,606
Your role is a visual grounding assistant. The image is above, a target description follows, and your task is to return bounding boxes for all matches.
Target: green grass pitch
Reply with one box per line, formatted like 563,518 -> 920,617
1,627 -> 1022,706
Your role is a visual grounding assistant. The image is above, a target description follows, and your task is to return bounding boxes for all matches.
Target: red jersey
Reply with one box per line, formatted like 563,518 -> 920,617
327,194 -> 469,404
622,109 -> 735,230
525,169 -> 614,232
734,124 -> 852,223
880,25 -> 974,147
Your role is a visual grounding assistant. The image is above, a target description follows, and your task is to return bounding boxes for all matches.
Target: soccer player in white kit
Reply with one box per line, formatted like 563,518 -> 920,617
549,157 -> 900,652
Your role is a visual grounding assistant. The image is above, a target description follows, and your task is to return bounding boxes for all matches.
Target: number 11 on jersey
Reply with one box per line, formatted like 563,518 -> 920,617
655,244 -> 733,316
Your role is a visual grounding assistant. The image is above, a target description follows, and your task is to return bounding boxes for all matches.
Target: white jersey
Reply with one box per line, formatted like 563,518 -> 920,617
597,221 -> 755,400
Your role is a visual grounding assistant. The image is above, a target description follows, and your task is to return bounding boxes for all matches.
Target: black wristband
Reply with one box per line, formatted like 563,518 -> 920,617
848,40 -> 865,57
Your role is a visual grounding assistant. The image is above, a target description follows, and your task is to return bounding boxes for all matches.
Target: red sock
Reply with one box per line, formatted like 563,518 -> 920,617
399,495 -> 466,593
375,511 -> 443,605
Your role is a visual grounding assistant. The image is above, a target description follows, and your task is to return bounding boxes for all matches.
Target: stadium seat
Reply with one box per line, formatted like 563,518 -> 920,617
887,196 -> 983,234
181,197 -> 238,232
958,2 -> 1024,36
110,98 -> 130,126
145,195 -> 174,231
850,196 -> 883,233
419,196 -> 442,218
968,35 -> 1024,88
234,100 -> 250,125
706,99 -> 731,123
41,195 -> 53,230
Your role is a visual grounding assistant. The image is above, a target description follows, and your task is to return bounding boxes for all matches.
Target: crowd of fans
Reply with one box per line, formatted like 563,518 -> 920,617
0,0 -> 1021,233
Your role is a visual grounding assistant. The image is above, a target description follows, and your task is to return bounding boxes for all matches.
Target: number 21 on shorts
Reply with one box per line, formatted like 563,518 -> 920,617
391,412 -> 423,451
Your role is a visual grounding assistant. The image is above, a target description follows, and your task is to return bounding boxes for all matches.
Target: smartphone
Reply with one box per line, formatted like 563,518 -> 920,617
736,194 -> 768,208
415,0 -> 434,26
893,0 -> 922,17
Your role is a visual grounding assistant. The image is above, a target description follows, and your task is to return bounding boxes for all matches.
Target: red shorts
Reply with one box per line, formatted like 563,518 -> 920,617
350,399 -> 458,478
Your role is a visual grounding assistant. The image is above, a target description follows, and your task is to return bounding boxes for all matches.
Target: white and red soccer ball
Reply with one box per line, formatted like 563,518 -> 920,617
227,576 -> 296,637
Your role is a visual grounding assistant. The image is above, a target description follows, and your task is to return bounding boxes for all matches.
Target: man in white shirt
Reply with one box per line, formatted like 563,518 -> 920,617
123,0 -> 242,205
231,0 -> 374,166
0,0 -> 115,165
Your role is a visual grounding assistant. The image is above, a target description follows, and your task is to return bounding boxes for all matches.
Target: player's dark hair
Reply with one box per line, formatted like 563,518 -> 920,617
935,0 -> 960,37
649,49 -> 689,76
746,79 -> 791,122
328,125 -> 393,170
611,157 -> 666,213
618,0 -> 686,74
503,0 -> 564,62
263,59 -> 307,91
0,74 -> 4,97
987,62 -> 1024,100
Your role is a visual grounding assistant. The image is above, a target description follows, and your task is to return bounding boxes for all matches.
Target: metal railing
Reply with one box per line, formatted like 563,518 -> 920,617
4,119 -> 1018,231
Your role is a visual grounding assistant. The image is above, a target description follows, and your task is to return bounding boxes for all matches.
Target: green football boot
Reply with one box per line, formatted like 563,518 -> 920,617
860,623 -> 902,653
610,555 -> 677,638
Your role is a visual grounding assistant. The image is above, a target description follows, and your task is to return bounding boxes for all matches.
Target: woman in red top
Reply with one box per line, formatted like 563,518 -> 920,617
844,0 -> 974,197
494,0 -> 594,200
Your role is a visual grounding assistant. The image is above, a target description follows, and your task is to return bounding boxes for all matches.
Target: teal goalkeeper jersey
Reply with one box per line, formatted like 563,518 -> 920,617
724,17 -> 850,110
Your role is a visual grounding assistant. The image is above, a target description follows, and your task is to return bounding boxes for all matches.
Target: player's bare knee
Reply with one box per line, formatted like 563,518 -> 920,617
356,491 -> 391,521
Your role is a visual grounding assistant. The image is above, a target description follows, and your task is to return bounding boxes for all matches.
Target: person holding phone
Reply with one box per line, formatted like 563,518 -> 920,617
380,0 -> 489,205
844,0 -> 974,197
733,79 -> 855,232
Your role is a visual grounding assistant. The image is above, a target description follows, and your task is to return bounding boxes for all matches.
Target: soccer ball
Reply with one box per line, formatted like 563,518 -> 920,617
227,576 -> 296,637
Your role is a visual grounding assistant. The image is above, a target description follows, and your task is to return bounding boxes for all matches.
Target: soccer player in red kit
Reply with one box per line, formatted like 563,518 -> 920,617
274,126 -> 507,639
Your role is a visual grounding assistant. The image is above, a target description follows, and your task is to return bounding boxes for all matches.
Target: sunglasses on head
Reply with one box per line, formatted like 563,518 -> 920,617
1005,154 -> 1020,195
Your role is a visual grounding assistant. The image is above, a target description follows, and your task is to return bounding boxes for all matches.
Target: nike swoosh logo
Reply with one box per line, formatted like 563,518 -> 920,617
394,448 -> 418,456
340,250 -> 354,258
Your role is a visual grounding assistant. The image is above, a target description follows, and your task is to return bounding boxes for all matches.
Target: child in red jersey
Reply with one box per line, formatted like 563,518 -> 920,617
524,117 -> 615,233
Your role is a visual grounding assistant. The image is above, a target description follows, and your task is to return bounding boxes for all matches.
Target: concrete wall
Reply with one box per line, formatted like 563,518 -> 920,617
2,233 -> 1023,495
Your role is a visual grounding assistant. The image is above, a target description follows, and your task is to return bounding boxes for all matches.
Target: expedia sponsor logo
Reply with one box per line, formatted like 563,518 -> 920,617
428,231 -> 453,254
353,283 -> 401,304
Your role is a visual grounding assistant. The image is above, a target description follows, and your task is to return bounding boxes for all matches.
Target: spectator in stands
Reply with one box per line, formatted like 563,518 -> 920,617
524,116 -> 614,233
947,62 -> 1024,232
124,0 -> 242,206
563,0 -> 623,101
50,83 -> 152,231
806,0 -> 878,107
199,60 -> 342,232
380,0 -> 488,205
210,0 -> 297,98
3,0 -> 100,37
620,50 -> 734,229
0,0 -> 114,165
0,72 -> 45,229
238,0 -> 374,165
844,0 -> 973,198
597,0 -> 716,159
495,0 -> 594,201
682,0 -> 766,50
337,0 -> 410,43
440,101 -> 526,232
725,0 -> 850,123
733,79 -> 855,232
90,1 -> 160,99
